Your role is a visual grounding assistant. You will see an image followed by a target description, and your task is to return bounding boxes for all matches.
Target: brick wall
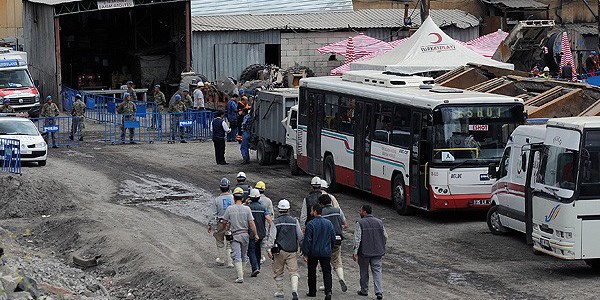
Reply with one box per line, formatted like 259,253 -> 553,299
280,32 -> 351,76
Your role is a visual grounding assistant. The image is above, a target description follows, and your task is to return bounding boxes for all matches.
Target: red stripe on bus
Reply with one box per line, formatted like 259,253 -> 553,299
335,165 -> 355,187
371,176 -> 392,199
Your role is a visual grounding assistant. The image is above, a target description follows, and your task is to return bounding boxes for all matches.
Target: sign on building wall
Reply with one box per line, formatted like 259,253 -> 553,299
97,0 -> 134,10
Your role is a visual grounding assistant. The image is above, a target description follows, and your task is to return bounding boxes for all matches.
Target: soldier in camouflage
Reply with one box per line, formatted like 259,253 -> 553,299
70,94 -> 86,141
117,92 -> 137,144
168,94 -> 187,143
182,89 -> 193,109
126,81 -> 137,101
0,98 -> 14,113
152,84 -> 166,129
41,96 -> 60,148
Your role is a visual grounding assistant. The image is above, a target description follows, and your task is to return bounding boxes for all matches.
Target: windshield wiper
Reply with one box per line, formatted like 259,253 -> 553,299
541,186 -> 568,202
450,159 -> 479,171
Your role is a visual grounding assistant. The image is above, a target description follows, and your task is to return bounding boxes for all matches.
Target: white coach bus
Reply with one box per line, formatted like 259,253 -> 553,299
296,70 -> 525,214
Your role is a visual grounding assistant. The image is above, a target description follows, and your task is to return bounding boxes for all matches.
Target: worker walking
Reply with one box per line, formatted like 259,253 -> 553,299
117,92 -> 137,144
70,94 -> 86,141
267,199 -> 303,300
235,172 -> 251,201
319,194 -> 348,292
240,108 -> 253,164
41,95 -> 60,148
247,188 -> 272,277
320,180 -> 340,208
300,177 -> 324,227
353,205 -> 387,300
211,111 -> 230,165
223,187 -> 259,283
255,181 -> 274,218
227,95 -> 239,142
208,178 -> 235,267
0,99 -> 14,113
303,204 -> 336,300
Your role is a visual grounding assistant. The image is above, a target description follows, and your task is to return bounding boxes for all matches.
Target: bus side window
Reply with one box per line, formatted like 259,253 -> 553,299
338,96 -> 355,134
390,105 -> 411,148
323,93 -> 339,131
374,104 -> 393,143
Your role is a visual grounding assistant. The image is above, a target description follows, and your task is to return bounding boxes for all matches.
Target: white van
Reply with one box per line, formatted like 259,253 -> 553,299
488,117 -> 600,269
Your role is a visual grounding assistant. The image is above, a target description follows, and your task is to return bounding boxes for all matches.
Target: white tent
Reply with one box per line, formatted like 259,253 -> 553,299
351,16 -> 514,74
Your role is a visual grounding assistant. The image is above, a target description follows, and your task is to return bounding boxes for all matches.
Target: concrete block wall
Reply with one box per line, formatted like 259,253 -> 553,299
281,31 -> 353,76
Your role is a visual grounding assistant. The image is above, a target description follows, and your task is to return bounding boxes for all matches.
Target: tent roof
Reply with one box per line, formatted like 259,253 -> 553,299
317,33 -> 392,57
351,16 -> 513,74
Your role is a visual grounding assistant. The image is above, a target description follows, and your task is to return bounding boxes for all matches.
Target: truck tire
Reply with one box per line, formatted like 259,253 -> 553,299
487,205 -> 509,235
323,155 -> 340,192
239,64 -> 265,83
392,175 -> 411,215
290,155 -> 300,175
257,140 -> 271,165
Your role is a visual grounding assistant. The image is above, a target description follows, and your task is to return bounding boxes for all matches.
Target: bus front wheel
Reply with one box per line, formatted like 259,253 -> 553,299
324,155 -> 339,192
585,259 -> 600,270
392,175 -> 411,215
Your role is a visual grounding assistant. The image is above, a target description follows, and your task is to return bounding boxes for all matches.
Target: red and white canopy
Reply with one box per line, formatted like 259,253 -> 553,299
317,33 -> 392,58
559,31 -> 577,81
465,29 -> 508,58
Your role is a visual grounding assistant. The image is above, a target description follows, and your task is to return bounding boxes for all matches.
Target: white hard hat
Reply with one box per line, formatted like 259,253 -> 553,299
310,176 -> 322,187
320,179 -> 329,189
249,188 -> 261,199
197,82 -> 203,87
543,66 -> 550,72
237,172 -> 246,179
277,199 -> 290,210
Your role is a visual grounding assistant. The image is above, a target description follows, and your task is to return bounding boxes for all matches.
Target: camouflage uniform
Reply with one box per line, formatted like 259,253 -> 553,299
127,87 -> 137,100
41,102 -> 60,147
182,94 -> 193,110
0,104 -> 14,113
70,99 -> 86,141
154,91 -> 167,112
169,99 -> 186,141
117,99 -> 137,142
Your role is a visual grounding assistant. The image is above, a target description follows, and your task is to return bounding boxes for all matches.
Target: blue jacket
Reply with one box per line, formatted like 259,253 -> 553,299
227,99 -> 238,123
302,216 -> 336,258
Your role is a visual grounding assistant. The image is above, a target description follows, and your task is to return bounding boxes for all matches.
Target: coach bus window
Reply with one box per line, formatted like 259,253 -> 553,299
324,93 -> 339,131
339,97 -> 355,134
374,104 -> 393,143
580,131 -> 600,198
389,105 -> 411,148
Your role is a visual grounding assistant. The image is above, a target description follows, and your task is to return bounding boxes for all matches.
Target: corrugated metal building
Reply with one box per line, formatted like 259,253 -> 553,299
191,0 -> 353,16
0,0 -> 23,41
191,9 -> 481,80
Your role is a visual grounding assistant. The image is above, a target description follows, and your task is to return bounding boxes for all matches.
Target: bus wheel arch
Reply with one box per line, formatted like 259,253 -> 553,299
487,204 -> 509,235
584,259 -> 600,270
392,173 -> 411,215
323,153 -> 339,192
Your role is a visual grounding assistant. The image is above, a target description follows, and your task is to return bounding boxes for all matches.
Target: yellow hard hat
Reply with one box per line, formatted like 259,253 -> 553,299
255,181 -> 266,191
233,187 -> 244,197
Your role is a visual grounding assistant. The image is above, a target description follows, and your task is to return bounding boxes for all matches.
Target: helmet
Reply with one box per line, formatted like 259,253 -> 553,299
175,94 -> 181,100
255,181 -> 266,191
219,178 -> 231,188
197,82 -> 203,87
233,187 -> 244,197
46,95 -> 52,100
310,176 -> 322,187
543,66 -> 550,72
236,172 -> 246,181
127,80 -> 133,84
154,84 -> 161,89
320,179 -> 329,189
204,82 -> 210,86
249,188 -> 261,199
123,92 -> 130,98
183,88 -> 189,93
75,94 -> 81,99
239,88 -> 245,95
277,199 -> 290,210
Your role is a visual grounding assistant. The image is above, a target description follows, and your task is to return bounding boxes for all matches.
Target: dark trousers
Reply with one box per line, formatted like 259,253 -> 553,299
307,256 -> 332,295
213,137 -> 226,164
248,238 -> 263,271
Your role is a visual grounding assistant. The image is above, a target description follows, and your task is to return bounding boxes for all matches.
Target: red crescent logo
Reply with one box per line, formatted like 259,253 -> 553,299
429,32 -> 442,44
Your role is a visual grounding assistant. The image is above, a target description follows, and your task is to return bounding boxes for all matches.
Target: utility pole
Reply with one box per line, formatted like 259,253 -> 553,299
420,0 -> 430,23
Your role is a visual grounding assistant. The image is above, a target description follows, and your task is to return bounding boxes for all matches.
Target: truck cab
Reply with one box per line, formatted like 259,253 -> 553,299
488,117 -> 600,269
0,48 -> 40,112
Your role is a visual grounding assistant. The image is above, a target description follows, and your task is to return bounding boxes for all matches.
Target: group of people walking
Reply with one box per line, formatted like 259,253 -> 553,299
209,174 -> 388,300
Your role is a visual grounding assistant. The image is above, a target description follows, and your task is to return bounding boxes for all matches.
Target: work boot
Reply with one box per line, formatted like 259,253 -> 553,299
274,277 -> 285,298
79,136 -> 83,141
234,262 -> 244,283
69,135 -> 73,141
215,257 -> 225,266
224,246 -> 234,267
292,292 -> 299,300
274,292 -> 284,298
291,275 -> 299,298
325,293 -> 332,300
336,268 -> 347,292
251,269 -> 260,277
376,293 -> 383,300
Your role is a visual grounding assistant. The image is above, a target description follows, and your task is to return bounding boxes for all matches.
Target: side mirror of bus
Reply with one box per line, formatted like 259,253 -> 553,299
521,153 -> 527,171
488,163 -> 497,179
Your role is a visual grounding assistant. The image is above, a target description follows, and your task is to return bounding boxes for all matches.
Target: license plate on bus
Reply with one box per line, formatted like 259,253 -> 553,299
472,200 -> 490,205
540,238 -> 550,248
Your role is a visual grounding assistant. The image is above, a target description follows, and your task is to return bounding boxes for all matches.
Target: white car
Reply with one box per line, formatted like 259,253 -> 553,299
0,117 -> 47,166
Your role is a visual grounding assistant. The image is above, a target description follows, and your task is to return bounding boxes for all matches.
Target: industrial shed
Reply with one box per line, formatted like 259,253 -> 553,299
191,9 -> 481,81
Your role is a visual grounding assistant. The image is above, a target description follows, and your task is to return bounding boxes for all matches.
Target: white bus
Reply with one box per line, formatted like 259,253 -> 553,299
489,118 -> 600,268
297,71 -> 525,214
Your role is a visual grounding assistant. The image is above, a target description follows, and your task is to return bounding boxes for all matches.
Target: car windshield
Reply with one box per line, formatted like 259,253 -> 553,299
432,104 -> 523,166
0,69 -> 34,88
0,120 -> 39,136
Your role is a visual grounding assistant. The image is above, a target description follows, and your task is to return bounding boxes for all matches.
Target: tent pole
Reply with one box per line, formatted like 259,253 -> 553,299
420,0 -> 430,23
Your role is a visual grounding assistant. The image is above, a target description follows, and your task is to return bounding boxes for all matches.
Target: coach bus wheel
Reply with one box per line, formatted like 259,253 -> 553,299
585,259 -> 600,270
392,175 -> 411,215
324,155 -> 339,192
487,205 -> 508,235
257,140 -> 270,166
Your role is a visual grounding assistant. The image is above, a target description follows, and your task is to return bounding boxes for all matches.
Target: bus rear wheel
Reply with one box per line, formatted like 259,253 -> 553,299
487,205 -> 508,235
324,155 -> 339,192
392,175 -> 411,215
585,259 -> 600,270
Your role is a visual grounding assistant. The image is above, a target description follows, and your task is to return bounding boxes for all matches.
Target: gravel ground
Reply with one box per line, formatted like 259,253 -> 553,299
1,122 -> 599,300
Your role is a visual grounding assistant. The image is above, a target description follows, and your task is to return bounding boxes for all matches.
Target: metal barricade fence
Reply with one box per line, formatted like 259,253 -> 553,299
0,138 -> 21,175
30,116 -> 81,147
166,110 -> 214,143
61,87 -> 79,113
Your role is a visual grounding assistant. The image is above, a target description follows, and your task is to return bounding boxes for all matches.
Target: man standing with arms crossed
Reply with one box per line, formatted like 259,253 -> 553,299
267,199 -> 302,300
211,111 -> 230,165
303,204 -> 336,300
223,187 -> 259,283
353,205 -> 387,300
208,178 -> 234,267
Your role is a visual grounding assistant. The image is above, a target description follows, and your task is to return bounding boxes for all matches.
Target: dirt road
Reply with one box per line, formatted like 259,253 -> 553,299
2,125 -> 599,300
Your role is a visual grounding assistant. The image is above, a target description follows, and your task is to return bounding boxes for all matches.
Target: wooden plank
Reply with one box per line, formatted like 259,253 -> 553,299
524,86 -> 563,106
528,89 -> 583,118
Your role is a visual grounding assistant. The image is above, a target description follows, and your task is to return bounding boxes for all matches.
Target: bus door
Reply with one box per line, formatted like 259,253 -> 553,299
306,92 -> 323,174
410,111 -> 429,208
354,101 -> 373,191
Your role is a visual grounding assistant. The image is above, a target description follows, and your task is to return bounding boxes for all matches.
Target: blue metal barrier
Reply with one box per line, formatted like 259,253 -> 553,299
61,87 -> 79,113
0,138 -> 21,175
30,116 -> 80,147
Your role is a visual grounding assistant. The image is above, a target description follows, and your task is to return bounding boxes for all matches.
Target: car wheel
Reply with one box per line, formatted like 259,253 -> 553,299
37,160 -> 47,167
487,205 -> 508,235
392,175 -> 411,215
323,155 -> 339,192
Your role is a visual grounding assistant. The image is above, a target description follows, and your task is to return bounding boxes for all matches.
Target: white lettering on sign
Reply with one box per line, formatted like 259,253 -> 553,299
468,124 -> 489,131
97,0 -> 134,10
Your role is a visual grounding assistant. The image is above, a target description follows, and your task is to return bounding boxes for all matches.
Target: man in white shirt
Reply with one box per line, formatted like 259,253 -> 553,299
193,82 -> 205,110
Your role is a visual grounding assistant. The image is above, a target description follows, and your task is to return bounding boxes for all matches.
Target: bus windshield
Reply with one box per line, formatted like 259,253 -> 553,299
432,104 -> 523,166
0,69 -> 34,88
